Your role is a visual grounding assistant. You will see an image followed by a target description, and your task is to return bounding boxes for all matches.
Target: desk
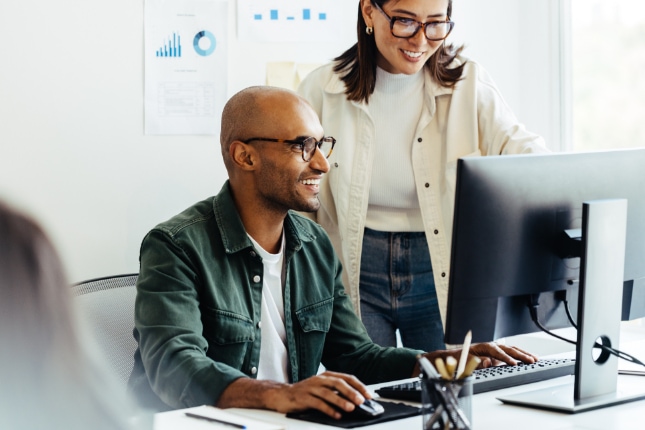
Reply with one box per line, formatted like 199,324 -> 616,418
155,331 -> 645,430
155,375 -> 645,430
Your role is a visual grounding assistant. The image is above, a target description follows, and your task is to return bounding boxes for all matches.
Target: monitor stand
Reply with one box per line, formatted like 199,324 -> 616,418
497,199 -> 645,413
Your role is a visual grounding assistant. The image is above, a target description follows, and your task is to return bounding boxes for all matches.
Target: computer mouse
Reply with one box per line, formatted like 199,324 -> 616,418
348,398 -> 385,418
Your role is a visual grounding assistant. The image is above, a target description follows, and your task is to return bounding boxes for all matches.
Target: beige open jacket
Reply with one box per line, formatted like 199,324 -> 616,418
297,57 -> 548,326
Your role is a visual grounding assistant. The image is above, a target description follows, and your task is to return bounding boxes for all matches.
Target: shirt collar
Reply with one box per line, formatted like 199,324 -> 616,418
213,181 -> 317,255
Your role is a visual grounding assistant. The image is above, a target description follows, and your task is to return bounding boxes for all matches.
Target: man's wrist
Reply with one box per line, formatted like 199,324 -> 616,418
217,377 -> 287,410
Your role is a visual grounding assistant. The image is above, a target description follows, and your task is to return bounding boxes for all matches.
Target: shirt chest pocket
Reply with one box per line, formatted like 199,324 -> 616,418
295,298 -> 333,333
202,309 -> 255,344
202,309 -> 256,370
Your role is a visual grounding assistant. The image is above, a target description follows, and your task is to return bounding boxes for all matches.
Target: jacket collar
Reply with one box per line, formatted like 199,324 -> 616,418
212,181 -> 316,255
323,60 -> 458,101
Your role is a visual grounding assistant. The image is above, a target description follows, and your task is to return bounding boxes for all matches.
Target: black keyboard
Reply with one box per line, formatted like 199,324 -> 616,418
375,358 -> 575,401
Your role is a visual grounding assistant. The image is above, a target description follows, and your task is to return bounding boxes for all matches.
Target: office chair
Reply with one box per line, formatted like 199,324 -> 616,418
71,274 -> 138,391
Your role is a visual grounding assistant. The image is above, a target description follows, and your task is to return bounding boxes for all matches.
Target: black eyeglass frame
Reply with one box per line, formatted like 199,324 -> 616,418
372,1 -> 455,41
241,136 -> 336,162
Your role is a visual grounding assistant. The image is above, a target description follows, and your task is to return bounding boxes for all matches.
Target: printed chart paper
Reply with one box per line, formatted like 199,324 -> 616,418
145,0 -> 228,135
237,0 -> 346,43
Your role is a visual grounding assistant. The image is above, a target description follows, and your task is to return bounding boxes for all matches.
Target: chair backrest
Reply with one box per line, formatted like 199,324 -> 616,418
71,274 -> 138,390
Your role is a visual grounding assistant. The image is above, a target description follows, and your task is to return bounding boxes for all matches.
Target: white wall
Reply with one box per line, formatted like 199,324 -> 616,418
0,0 -> 560,282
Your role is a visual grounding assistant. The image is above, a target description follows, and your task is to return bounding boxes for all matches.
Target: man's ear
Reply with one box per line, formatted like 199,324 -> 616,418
230,140 -> 256,170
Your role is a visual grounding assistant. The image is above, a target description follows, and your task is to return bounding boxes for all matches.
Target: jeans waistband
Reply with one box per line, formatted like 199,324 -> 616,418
363,227 -> 426,240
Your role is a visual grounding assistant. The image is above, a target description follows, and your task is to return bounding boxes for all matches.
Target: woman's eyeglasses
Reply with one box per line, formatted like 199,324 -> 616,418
373,1 -> 454,41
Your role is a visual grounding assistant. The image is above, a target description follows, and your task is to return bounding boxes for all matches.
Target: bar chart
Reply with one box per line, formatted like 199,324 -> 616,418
252,8 -> 327,21
155,32 -> 182,57
238,0 -> 346,42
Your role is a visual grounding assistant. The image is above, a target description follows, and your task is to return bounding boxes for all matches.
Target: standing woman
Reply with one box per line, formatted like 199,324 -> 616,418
298,0 -> 547,351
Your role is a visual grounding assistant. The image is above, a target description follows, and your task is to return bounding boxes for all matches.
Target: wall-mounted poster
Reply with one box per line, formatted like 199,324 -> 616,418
238,0 -> 347,43
145,0 -> 228,135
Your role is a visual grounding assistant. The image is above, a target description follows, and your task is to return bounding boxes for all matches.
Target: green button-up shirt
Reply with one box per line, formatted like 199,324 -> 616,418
128,181 -> 422,411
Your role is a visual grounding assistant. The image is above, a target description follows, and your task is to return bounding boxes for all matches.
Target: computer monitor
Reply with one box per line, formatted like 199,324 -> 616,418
444,148 -> 645,413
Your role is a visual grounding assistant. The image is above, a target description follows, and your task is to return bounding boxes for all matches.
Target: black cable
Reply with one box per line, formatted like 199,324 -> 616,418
528,296 -> 645,369
563,298 -> 578,329
599,344 -> 645,368
527,301 -> 576,345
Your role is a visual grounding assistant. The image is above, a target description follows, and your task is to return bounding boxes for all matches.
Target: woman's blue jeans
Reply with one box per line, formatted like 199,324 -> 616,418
359,228 -> 445,351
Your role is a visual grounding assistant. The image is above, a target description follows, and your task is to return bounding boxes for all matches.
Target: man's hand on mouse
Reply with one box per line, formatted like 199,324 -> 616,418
262,371 -> 372,419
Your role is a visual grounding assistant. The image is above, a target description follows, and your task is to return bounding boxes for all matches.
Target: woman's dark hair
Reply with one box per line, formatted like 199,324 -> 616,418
334,0 -> 465,103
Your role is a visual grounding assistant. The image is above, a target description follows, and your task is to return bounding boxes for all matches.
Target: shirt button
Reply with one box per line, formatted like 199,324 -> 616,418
250,366 -> 257,375
334,162 -> 339,167
417,137 -> 422,142
257,321 -> 262,328
434,229 -> 439,235
253,275 -> 261,283
425,183 -> 430,188
250,250 -> 256,257
441,272 -> 446,277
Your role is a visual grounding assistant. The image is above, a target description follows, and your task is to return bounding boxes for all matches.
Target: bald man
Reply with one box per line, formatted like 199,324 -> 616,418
127,86 -> 536,417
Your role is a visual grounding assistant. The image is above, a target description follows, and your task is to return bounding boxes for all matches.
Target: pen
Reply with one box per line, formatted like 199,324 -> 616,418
185,412 -> 247,429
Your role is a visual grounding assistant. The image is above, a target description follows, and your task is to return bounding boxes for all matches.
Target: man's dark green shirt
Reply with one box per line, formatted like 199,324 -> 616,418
128,181 -> 421,411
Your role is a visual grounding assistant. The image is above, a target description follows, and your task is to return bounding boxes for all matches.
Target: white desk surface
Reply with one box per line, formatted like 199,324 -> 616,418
155,375 -> 645,430
155,327 -> 645,430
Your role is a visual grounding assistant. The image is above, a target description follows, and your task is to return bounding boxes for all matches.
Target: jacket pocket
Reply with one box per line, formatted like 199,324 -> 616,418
446,149 -> 482,198
446,149 -> 482,176
202,309 -> 255,345
294,298 -> 333,378
295,297 -> 333,333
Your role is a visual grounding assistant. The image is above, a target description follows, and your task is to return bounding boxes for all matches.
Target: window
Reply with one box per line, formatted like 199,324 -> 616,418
570,0 -> 645,151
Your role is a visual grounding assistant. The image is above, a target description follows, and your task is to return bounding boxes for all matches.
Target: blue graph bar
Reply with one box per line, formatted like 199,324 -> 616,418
250,8 -> 328,22
156,32 -> 182,58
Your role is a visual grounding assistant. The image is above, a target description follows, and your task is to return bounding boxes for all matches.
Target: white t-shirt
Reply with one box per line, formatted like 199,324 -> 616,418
247,233 -> 289,383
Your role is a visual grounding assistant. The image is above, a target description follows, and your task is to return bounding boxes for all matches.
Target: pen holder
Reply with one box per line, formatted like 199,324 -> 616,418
421,375 -> 473,430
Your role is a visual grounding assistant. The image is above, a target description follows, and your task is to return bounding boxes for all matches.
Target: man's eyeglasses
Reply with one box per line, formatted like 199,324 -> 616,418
373,1 -> 454,41
242,136 -> 336,162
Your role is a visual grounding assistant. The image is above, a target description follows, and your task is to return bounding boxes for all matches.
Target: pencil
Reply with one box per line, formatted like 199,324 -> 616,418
455,330 -> 472,379
445,355 -> 458,379
434,357 -> 451,380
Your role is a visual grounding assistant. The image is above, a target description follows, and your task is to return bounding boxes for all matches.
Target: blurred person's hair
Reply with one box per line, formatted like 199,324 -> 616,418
0,200 -> 144,430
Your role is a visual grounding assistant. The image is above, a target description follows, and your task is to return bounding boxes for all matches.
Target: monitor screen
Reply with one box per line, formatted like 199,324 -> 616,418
444,148 -> 645,344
